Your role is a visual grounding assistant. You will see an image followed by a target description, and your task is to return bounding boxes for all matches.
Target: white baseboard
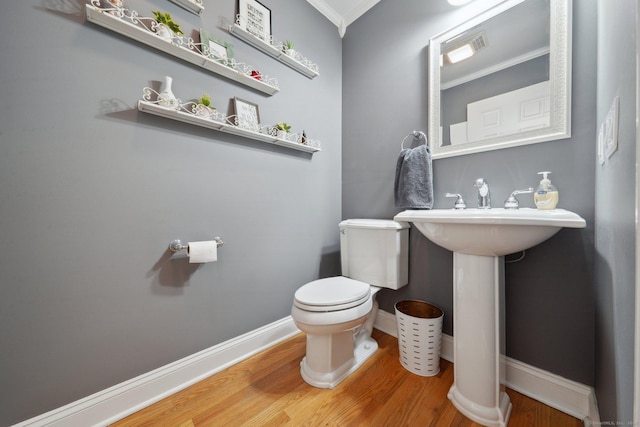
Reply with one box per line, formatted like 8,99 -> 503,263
14,317 -> 300,427
17,312 -> 599,427
374,309 -> 599,426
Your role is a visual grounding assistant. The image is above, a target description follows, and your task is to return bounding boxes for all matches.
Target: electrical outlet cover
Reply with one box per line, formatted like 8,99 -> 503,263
597,122 -> 606,165
604,96 -> 619,159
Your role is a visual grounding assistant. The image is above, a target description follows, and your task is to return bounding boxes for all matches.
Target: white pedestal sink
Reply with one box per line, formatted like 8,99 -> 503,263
393,208 -> 586,427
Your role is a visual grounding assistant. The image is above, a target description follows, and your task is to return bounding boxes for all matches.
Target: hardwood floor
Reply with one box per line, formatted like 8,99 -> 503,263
113,329 -> 583,426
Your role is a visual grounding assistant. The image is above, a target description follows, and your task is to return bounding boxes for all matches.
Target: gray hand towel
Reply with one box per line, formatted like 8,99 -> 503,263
394,145 -> 433,209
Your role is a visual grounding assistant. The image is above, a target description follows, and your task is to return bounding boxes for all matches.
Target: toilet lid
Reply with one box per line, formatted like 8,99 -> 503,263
294,277 -> 371,312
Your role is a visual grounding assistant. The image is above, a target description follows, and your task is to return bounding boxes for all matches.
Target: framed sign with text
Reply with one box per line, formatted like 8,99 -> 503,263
237,0 -> 271,42
233,97 -> 261,131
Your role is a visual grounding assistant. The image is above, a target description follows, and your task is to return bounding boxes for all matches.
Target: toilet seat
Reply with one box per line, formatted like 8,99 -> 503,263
294,277 -> 370,312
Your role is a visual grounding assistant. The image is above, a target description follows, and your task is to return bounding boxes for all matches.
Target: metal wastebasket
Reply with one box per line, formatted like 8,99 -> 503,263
395,300 -> 444,376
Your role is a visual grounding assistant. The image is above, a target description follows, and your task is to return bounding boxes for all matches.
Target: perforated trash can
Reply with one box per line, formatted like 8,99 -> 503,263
395,300 -> 443,377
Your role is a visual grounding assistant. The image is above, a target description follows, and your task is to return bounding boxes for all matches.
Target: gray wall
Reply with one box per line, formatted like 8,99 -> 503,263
343,0 -> 597,387
595,0 -> 637,422
0,1 -> 342,424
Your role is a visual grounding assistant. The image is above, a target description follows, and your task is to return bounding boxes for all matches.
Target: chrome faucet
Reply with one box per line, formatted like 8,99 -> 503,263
474,178 -> 491,209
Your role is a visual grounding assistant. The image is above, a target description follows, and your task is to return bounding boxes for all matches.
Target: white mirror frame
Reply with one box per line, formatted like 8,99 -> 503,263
428,0 -> 572,159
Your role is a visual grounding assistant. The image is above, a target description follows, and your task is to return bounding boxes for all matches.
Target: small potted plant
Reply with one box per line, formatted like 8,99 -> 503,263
275,122 -> 291,139
199,94 -> 212,107
283,40 -> 296,58
152,10 -> 184,42
195,94 -> 216,118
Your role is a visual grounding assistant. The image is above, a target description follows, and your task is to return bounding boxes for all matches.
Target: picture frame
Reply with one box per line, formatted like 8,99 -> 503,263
199,29 -> 234,65
233,97 -> 261,131
237,0 -> 272,43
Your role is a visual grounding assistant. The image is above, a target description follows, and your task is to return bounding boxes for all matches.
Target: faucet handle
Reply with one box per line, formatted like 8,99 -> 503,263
445,193 -> 467,209
504,188 -> 534,209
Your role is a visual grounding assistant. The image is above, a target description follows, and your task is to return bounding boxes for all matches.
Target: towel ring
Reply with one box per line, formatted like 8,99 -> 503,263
401,130 -> 427,150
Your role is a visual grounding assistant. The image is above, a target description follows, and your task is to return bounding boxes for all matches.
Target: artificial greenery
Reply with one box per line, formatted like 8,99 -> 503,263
199,94 -> 211,107
276,122 -> 291,132
152,11 -> 184,35
283,40 -> 295,50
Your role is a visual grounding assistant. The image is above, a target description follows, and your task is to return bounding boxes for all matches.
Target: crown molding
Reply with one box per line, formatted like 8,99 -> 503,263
306,0 -> 381,37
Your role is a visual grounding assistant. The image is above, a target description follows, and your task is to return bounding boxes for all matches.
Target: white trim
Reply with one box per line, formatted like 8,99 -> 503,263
305,0 -> 380,37
374,309 -> 598,425
305,0 -> 343,29
586,391 -> 602,427
635,0 -> 640,423
18,312 -> 599,426
340,0 -> 382,27
14,318 -> 300,427
503,357 -> 595,421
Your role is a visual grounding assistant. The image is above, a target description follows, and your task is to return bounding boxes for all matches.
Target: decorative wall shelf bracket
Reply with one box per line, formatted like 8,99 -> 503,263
168,0 -> 204,16
137,87 -> 321,153
224,16 -> 320,79
85,2 -> 279,95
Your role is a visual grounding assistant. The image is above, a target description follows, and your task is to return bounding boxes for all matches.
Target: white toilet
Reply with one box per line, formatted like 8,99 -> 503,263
291,219 -> 409,389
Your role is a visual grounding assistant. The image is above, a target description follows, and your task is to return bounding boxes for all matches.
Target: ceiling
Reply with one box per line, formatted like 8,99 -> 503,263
305,0 -> 382,37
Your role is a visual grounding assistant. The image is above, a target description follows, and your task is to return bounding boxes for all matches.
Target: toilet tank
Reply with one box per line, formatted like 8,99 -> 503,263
339,219 -> 410,290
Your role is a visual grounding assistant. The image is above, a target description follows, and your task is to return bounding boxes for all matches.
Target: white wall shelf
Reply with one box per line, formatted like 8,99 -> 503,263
168,0 -> 204,16
85,3 -> 279,95
137,92 -> 321,153
225,18 -> 320,79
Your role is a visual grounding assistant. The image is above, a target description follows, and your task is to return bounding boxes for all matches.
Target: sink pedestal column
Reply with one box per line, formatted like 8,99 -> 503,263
447,253 -> 512,427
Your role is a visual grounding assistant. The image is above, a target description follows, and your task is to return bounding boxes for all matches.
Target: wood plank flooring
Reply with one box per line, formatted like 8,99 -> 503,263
113,329 -> 583,426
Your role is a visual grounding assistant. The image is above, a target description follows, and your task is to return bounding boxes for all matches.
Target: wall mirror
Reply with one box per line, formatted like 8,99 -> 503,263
427,0 -> 572,159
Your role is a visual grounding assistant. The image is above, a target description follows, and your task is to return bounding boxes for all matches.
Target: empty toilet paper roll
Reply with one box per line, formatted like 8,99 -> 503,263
187,241 -> 218,263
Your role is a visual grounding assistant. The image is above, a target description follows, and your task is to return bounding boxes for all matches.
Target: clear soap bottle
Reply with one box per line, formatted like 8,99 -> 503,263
534,171 -> 559,210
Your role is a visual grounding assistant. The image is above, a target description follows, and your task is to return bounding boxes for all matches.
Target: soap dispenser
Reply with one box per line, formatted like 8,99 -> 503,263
534,171 -> 559,210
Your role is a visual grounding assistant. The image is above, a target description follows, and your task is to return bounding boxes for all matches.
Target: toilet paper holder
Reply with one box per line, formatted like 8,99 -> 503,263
169,237 -> 224,253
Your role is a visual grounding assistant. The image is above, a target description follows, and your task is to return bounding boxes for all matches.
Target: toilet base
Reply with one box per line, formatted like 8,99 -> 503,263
300,335 -> 378,389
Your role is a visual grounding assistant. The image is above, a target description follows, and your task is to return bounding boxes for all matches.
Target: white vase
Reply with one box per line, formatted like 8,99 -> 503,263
158,76 -> 178,109
155,23 -> 173,42
276,130 -> 287,139
285,48 -> 296,59
195,104 -> 213,118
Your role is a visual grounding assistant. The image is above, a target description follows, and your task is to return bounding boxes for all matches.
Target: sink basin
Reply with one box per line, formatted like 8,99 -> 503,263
393,207 -> 586,426
394,208 -> 586,256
